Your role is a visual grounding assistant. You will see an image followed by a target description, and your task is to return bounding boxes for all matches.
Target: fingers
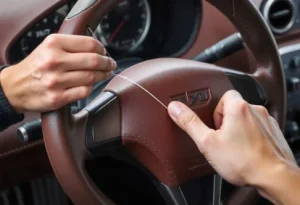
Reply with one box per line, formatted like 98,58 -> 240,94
42,35 -> 117,72
44,34 -> 106,55
42,70 -> 113,89
168,101 -> 215,152
61,71 -> 113,88
213,90 -> 245,129
64,53 -> 117,71
62,86 -> 94,105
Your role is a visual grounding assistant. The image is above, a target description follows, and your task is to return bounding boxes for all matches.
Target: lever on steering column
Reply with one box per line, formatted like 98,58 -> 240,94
194,33 -> 244,63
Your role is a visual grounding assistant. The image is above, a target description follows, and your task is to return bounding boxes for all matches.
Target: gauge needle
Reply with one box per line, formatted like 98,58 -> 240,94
108,19 -> 126,43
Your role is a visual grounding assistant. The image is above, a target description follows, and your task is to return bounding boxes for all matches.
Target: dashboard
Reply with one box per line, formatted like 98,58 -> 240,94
2,0 -> 300,202
8,0 -> 201,64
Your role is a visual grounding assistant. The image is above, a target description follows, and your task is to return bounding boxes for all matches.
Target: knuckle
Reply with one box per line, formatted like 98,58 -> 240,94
225,90 -> 240,99
43,53 -> 58,70
235,100 -> 250,114
256,105 -> 269,116
85,71 -> 96,84
81,87 -> 92,98
44,34 -> 59,48
87,39 -> 99,52
90,54 -> 101,69
47,92 -> 61,109
44,75 -> 58,88
181,113 -> 198,129
225,90 -> 238,96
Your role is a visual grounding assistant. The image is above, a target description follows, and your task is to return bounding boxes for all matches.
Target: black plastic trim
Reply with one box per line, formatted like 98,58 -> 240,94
84,91 -> 117,114
194,33 -> 244,63
226,72 -> 267,105
87,137 -> 121,157
85,92 -> 121,156
158,184 -> 188,205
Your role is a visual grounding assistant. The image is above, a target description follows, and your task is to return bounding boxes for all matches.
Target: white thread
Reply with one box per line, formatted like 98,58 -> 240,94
113,73 -> 168,109
87,27 -> 167,110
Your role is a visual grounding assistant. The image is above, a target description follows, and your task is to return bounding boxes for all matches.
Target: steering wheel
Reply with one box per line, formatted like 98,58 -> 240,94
41,0 -> 286,204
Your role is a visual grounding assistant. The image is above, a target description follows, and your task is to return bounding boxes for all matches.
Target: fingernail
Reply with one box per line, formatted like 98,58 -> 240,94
111,60 -> 117,69
102,47 -> 107,55
168,102 -> 183,118
106,71 -> 113,79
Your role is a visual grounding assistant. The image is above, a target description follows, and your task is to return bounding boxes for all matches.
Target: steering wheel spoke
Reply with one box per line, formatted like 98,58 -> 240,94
154,174 -> 223,205
158,184 -> 189,205
224,68 -> 267,106
84,92 -> 122,157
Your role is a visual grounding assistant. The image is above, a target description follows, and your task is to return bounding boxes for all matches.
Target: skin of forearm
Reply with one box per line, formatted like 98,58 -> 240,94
254,161 -> 300,205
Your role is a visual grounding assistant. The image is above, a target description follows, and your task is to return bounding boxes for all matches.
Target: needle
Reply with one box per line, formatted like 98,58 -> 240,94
108,19 -> 126,43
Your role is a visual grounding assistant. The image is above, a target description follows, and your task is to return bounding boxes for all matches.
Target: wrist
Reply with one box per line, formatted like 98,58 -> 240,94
250,159 -> 300,205
248,157 -> 287,185
0,65 -> 26,113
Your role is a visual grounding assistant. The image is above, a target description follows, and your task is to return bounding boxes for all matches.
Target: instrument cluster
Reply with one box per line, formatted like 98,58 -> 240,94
9,0 -> 201,64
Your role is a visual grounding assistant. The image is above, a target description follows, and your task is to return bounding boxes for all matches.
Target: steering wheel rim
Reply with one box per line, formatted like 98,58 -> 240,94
42,0 -> 286,204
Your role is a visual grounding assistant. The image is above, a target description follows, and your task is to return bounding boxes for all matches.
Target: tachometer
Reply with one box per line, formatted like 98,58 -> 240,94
96,0 -> 151,52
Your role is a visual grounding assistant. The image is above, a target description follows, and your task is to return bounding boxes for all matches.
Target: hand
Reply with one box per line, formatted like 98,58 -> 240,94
168,90 -> 296,187
0,34 -> 116,113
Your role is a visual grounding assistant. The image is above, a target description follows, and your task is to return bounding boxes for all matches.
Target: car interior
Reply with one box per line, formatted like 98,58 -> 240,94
0,0 -> 299,204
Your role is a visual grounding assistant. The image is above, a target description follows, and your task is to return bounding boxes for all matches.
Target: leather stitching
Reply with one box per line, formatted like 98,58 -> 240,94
123,133 -> 178,184
0,140 -> 43,159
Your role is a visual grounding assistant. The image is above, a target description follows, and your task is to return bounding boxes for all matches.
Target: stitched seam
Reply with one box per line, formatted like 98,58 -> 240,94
0,140 -> 43,159
123,133 -> 178,184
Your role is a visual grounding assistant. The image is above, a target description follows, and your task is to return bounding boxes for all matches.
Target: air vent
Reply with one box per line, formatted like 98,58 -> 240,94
263,0 -> 296,34
0,175 -> 69,205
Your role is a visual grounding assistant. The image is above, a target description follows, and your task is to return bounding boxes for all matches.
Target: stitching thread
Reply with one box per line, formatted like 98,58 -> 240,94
0,140 -> 43,159
123,133 -> 178,183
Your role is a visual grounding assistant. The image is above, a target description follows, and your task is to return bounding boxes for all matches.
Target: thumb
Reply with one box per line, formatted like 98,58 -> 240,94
168,101 -> 215,149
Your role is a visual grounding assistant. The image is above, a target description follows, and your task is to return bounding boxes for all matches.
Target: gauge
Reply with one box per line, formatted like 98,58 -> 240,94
19,13 -> 64,57
96,0 -> 151,52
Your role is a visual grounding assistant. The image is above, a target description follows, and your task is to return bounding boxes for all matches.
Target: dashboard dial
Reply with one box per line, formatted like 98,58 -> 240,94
20,13 -> 64,57
96,0 -> 151,52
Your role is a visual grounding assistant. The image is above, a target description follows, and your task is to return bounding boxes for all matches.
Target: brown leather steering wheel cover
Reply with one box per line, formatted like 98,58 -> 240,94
42,0 -> 285,204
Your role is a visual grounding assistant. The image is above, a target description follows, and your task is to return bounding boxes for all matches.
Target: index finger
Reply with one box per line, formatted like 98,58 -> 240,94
46,34 -> 106,55
213,90 -> 245,129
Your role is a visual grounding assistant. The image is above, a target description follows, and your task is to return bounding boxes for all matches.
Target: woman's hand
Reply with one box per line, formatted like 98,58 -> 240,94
168,90 -> 296,186
168,90 -> 300,204
0,34 -> 116,113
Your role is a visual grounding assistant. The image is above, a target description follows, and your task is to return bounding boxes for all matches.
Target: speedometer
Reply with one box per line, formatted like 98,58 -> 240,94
20,13 -> 64,57
96,0 -> 151,52
10,12 -> 64,63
